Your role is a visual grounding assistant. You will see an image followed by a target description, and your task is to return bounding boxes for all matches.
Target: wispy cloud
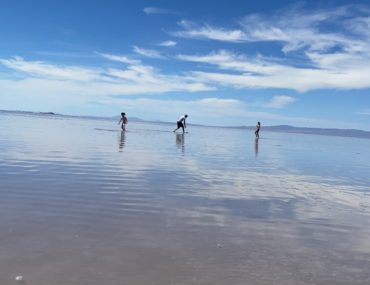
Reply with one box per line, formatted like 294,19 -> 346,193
173,5 -> 369,55
100,97 -> 246,115
0,56 -> 100,81
177,50 -> 271,73
238,5 -> 367,54
143,7 -> 174,15
266,95 -> 297,108
173,4 -> 370,85
158,40 -> 177,47
197,97 -> 241,107
98,52 -> 141,64
177,49 -> 370,92
356,109 -> 370,116
133,46 -> 165,59
0,55 -> 213,99
174,20 -> 247,42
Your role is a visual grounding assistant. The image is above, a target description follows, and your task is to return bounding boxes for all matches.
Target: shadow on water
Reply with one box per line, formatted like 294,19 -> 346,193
255,137 -> 259,157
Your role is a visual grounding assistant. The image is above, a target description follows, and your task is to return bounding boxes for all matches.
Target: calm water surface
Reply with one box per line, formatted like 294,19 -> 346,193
1,112 -> 370,285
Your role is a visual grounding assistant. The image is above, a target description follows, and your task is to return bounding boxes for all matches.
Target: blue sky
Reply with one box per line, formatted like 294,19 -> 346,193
1,0 -> 370,130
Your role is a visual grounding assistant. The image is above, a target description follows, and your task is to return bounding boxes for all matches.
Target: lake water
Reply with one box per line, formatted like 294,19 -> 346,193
1,112 -> 370,285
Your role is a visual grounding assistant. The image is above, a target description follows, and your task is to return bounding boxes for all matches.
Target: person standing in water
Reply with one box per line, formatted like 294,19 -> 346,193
255,121 -> 261,138
173,114 -> 188,133
118,112 -> 128,130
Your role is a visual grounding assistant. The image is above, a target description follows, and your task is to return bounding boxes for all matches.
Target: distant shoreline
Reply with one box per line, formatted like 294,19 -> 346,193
1,109 -> 370,139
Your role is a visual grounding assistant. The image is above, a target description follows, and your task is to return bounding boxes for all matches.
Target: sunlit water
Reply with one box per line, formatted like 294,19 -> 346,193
1,112 -> 370,285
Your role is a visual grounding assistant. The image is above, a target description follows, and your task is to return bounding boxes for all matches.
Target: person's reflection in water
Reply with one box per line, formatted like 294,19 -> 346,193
176,133 -> 185,154
119,130 -> 126,152
255,137 -> 259,157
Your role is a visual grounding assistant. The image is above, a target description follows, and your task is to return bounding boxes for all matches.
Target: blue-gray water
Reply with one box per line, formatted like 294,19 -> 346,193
1,112 -> 370,285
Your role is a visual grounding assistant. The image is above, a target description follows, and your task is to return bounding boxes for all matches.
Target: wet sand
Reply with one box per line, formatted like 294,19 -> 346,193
1,112 -> 370,285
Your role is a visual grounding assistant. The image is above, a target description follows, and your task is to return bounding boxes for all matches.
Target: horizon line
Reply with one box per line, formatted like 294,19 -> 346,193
1,109 -> 370,136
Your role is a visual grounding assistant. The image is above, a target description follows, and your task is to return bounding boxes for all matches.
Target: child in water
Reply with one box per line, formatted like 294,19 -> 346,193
255,121 -> 261,138
118,112 -> 128,130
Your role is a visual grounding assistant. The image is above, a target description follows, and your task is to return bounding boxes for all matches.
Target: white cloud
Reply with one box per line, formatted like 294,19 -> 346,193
174,20 -> 247,42
173,4 -> 370,92
98,53 -> 141,65
197,98 -> 241,107
356,109 -> 370,116
266,95 -> 297,108
172,5 -> 370,57
133,46 -> 165,59
0,55 -> 213,100
173,4 -> 360,55
158,40 -> 177,47
177,49 -> 370,92
178,50 -> 275,73
238,6 -> 361,53
143,7 -> 173,15
0,56 -> 100,81
346,15 -> 370,37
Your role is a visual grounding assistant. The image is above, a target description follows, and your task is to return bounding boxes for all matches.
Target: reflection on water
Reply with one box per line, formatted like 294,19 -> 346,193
254,137 -> 259,157
176,133 -> 185,154
0,112 -> 370,285
119,130 -> 126,152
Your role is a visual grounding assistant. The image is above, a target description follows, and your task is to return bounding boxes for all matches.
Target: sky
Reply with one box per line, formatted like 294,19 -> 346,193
1,0 -> 370,130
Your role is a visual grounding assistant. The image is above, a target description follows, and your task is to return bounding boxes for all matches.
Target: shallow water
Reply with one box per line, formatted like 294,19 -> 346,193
1,112 -> 370,285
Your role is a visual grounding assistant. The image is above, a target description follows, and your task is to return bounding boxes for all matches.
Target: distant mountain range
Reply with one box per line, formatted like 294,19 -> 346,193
1,109 -> 370,139
236,125 -> 370,139
0,109 -> 145,122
